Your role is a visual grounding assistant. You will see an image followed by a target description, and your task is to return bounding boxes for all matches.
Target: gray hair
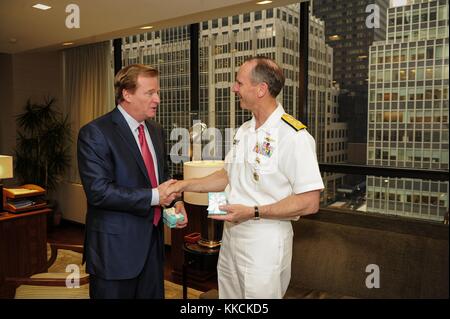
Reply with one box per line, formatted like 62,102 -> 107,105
245,56 -> 285,98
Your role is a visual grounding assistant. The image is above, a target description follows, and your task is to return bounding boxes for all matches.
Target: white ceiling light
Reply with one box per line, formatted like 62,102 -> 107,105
62,42 -> 74,46
256,1 -> 273,4
32,3 -> 52,10
140,26 -> 154,30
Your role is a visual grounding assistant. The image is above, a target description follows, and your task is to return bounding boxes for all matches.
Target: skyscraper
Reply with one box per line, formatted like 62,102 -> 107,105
312,0 -> 389,159
366,0 -> 448,221
308,16 -> 349,203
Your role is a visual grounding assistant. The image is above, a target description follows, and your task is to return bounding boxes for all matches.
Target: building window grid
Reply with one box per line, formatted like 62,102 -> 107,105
387,3 -> 448,41
368,39 -> 448,170
368,177 -> 448,219
367,2 -> 448,220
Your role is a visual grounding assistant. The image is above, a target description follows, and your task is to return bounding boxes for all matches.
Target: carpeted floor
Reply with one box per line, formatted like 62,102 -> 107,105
15,244 -> 203,299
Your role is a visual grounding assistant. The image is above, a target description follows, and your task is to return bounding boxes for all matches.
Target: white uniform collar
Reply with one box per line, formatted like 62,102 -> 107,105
249,103 -> 285,133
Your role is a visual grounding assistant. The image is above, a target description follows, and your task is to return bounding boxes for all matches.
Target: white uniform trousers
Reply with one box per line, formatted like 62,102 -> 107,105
217,219 -> 293,299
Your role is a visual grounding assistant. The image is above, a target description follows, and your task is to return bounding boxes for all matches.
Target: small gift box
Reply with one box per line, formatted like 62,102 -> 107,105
163,207 -> 185,228
207,192 -> 228,215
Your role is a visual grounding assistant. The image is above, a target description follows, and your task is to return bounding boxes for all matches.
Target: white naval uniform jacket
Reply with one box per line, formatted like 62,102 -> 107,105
218,103 -> 324,299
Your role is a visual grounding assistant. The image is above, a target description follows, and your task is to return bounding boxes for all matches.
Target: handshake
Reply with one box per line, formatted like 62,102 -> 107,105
157,168 -> 228,207
157,179 -> 186,206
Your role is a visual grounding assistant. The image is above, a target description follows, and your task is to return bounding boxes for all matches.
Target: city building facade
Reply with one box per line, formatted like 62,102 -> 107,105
366,0 -> 449,221
312,0 -> 389,152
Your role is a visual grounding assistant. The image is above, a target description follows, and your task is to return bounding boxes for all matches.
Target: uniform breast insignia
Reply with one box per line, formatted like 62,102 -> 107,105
254,132 -> 275,158
281,113 -> 307,131
253,140 -> 274,158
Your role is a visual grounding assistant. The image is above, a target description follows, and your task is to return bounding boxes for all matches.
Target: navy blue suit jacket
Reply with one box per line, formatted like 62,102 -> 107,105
77,107 -> 168,280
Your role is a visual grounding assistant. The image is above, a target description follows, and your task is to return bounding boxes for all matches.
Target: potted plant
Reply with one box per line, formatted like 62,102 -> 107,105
14,97 -> 72,226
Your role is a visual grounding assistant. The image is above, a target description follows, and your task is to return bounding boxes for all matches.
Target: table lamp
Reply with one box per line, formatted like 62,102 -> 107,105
183,160 -> 224,248
0,155 -> 13,212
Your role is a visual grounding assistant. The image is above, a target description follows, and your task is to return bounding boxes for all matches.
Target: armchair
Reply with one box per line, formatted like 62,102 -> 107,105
6,242 -> 89,299
6,242 -> 204,299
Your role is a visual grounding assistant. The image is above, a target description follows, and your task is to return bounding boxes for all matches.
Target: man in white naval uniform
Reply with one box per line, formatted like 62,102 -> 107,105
172,57 -> 324,298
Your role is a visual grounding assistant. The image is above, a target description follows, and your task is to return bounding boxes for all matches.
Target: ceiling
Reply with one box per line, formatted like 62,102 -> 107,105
0,0 -> 301,54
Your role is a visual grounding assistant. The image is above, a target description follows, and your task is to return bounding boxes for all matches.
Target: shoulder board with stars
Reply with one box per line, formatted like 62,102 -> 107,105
281,113 -> 307,131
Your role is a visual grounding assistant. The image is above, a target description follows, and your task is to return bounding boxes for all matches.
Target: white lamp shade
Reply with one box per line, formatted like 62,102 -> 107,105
0,155 -> 13,179
183,160 -> 224,205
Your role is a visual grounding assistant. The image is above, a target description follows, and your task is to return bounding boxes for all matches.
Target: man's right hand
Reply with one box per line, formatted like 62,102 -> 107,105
158,179 -> 181,206
167,180 -> 187,195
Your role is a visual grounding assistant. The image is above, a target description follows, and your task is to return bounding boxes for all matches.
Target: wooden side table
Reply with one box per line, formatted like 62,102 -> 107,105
182,242 -> 219,299
0,208 -> 51,298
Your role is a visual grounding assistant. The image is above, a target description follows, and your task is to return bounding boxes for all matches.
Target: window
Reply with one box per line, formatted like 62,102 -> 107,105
417,47 -> 425,59
427,47 -> 434,59
222,17 -> 228,27
122,3 -> 449,224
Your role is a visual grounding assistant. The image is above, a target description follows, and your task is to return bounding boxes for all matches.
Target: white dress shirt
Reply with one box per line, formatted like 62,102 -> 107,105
117,105 -> 160,206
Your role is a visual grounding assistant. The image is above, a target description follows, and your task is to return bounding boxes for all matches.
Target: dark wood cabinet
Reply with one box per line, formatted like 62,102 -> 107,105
0,209 -> 50,298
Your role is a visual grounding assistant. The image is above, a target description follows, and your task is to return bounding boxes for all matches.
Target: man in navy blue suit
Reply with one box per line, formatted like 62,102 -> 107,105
77,64 -> 187,299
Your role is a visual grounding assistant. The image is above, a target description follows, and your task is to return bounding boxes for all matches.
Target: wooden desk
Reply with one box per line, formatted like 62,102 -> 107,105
0,208 -> 51,298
